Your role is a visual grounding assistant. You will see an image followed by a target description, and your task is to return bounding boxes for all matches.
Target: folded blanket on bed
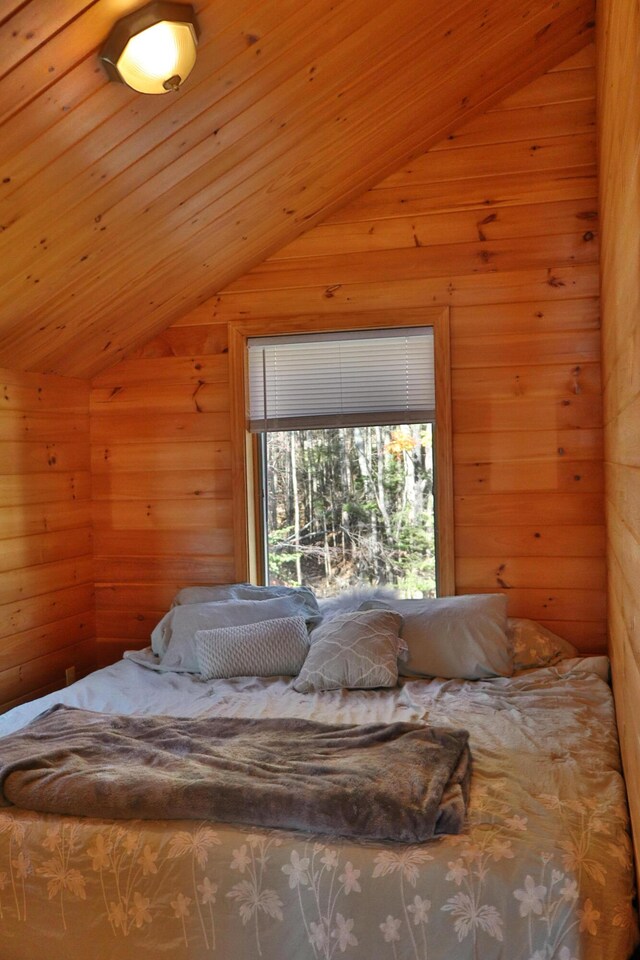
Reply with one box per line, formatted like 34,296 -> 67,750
0,705 -> 471,842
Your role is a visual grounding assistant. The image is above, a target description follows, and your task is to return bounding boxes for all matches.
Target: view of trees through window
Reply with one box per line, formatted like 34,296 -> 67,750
263,424 -> 436,597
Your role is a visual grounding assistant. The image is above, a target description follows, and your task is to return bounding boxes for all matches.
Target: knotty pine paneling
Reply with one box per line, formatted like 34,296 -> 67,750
91,53 -> 604,661
0,0 -> 595,377
598,0 -> 640,869
0,367 -> 95,710
90,331 -> 235,665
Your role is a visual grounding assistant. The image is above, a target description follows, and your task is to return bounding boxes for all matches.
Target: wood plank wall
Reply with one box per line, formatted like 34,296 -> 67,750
598,1 -> 640,868
0,367 -> 95,710
90,326 -> 235,666
91,49 -> 604,662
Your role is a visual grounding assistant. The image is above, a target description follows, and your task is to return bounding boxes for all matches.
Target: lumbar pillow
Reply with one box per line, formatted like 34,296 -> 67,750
509,618 -> 577,672
360,593 -> 512,680
195,616 -> 310,680
151,594 -> 313,673
171,583 -> 321,630
293,609 -> 405,693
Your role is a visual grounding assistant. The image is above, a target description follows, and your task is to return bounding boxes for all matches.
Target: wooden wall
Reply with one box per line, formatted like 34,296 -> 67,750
90,327 -> 235,666
598,0 -> 640,865
0,367 -> 95,710
91,49 -> 604,661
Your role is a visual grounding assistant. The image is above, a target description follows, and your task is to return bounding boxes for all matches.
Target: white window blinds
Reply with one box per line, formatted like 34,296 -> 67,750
247,327 -> 435,432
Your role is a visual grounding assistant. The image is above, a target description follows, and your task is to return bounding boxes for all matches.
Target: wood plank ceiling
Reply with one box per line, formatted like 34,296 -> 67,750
0,0 -> 595,377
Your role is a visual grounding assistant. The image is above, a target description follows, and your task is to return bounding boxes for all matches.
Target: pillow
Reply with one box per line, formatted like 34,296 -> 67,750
151,594 -> 312,673
171,582 -> 254,604
195,616 -> 310,680
172,583 -> 321,630
293,609 -> 405,693
360,593 -> 512,680
509,618 -> 577,672
172,582 -> 253,605
317,586 -> 399,622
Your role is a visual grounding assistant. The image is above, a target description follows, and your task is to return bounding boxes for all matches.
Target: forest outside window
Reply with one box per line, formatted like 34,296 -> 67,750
246,325 -> 451,598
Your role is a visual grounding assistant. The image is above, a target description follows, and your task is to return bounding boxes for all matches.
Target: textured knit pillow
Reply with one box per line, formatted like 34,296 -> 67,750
509,618 -> 577,672
361,593 -> 512,680
195,616 -> 310,680
293,610 -> 405,693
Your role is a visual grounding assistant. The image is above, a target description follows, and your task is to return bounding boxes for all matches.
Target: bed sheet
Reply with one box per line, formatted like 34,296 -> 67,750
0,657 -> 637,960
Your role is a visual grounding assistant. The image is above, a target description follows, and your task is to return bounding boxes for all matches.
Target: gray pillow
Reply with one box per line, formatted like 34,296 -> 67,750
509,618 -> 577,672
152,595 -> 312,673
172,583 -> 254,604
195,616 -> 310,680
293,610 -> 405,693
317,586 -> 399,622
360,594 -> 512,680
172,583 -> 321,630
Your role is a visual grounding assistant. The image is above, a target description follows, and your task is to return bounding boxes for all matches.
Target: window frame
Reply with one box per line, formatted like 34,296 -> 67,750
229,308 -> 454,596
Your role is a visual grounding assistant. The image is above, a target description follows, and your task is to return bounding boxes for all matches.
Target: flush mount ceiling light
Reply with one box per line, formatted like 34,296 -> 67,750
100,2 -> 200,95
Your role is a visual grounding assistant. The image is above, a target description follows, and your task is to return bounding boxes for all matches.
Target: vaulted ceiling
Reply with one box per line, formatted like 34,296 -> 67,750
0,0 -> 594,377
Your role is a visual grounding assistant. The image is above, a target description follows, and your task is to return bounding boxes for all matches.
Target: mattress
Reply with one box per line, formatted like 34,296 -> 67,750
0,656 -> 637,960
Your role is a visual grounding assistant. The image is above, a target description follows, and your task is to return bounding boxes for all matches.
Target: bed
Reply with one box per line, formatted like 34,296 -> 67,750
0,594 -> 637,960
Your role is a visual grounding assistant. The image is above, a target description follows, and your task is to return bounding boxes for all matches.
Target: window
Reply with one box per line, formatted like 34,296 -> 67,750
247,329 -> 436,596
232,314 -> 453,597
257,423 -> 436,597
229,308 -> 454,596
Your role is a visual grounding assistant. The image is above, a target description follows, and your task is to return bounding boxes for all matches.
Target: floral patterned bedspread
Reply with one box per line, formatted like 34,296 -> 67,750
0,658 -> 637,960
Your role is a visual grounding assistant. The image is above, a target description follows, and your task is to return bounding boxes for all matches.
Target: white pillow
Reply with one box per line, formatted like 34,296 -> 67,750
360,594 -> 512,680
196,616 -> 310,680
152,595 -> 312,673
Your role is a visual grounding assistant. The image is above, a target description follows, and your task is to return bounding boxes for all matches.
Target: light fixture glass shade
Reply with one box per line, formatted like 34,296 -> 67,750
117,20 -> 197,94
100,2 -> 199,95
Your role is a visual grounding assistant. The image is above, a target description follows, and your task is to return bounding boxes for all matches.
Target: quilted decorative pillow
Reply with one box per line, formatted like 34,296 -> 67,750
509,618 -> 577,672
195,616 -> 310,680
293,609 -> 405,693
361,593 -> 512,680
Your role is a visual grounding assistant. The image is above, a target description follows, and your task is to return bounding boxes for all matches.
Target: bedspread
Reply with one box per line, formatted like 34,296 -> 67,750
0,657 -> 637,960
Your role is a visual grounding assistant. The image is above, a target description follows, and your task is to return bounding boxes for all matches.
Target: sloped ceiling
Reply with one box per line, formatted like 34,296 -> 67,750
0,0 -> 594,377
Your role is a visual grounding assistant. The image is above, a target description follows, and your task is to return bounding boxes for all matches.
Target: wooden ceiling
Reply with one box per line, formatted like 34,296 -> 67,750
0,0 -> 595,378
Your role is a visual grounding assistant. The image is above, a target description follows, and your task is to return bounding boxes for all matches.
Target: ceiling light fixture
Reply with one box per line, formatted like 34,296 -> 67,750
100,2 -> 200,95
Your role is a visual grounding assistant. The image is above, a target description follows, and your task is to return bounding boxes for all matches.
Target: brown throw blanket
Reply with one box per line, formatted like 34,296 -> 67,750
0,705 -> 471,842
